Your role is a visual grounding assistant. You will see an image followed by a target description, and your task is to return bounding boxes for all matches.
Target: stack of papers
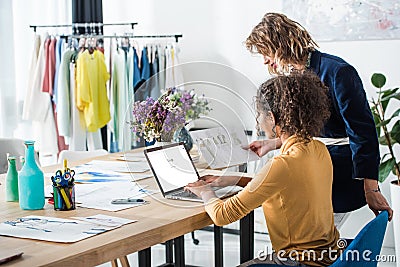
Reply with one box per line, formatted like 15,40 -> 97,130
70,160 -> 152,183
76,181 -> 157,211
0,214 -> 136,243
113,152 -> 148,162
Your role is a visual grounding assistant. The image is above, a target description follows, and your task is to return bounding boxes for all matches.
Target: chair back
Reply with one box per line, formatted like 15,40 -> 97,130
248,211 -> 389,267
57,149 -> 108,164
330,210 -> 388,267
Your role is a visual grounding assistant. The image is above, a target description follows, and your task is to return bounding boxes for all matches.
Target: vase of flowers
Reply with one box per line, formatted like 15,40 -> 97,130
131,88 -> 210,149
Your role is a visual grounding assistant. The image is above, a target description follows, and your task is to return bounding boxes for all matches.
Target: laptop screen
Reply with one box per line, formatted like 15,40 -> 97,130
145,144 -> 199,193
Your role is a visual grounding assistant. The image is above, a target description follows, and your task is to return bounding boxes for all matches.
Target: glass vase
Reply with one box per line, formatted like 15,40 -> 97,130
18,140 -> 45,210
173,126 -> 193,151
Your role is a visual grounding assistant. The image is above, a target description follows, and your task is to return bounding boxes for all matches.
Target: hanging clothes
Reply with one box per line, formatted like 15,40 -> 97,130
158,44 -> 166,92
110,47 -> 130,151
165,43 -> 184,89
23,34 -> 41,119
53,37 -> 65,107
132,47 -> 141,89
68,60 -> 103,151
134,46 -> 151,101
43,37 -> 57,95
76,49 -> 111,132
149,47 -> 161,99
56,48 -> 76,141
22,34 -> 58,155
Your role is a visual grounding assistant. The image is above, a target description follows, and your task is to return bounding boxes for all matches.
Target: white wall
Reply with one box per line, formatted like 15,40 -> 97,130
0,0 -> 17,137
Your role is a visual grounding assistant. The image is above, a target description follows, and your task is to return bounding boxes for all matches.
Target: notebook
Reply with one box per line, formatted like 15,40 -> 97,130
144,143 -> 242,202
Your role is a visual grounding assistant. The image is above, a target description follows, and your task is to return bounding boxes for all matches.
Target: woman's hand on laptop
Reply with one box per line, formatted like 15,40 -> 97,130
185,180 -> 214,199
202,175 -> 241,187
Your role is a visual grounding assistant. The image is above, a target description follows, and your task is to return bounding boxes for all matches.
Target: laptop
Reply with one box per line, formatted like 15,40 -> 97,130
144,143 -> 242,202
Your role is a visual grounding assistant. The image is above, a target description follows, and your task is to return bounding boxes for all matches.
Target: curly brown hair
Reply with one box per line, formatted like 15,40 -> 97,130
246,13 -> 318,74
256,71 -> 330,140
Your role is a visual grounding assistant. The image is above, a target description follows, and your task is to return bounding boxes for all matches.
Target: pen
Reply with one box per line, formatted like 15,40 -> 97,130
59,187 -> 72,209
111,198 -> 147,204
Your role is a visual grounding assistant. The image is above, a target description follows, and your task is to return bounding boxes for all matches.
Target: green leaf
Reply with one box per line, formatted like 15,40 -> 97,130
381,99 -> 390,113
381,89 -> 399,100
390,108 -> 400,119
373,113 -> 381,137
371,73 -> 386,88
379,158 -> 396,182
376,119 -> 391,127
393,92 -> 400,101
381,153 -> 390,162
391,121 -> 400,144
378,135 -> 388,145
392,162 -> 400,177
380,89 -> 399,112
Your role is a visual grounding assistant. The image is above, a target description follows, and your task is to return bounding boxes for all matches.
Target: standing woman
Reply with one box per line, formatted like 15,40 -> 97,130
245,13 -> 392,219
186,72 -> 340,266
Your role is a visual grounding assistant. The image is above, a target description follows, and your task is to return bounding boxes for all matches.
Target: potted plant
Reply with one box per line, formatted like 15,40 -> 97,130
370,73 -> 400,265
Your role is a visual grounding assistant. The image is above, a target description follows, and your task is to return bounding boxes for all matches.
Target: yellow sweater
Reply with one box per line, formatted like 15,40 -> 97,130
205,136 -> 340,266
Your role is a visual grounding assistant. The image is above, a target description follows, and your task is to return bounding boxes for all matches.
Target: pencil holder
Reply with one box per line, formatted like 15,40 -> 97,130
53,184 -> 75,211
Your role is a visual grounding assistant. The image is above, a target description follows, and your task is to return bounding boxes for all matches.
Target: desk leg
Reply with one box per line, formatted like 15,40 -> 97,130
214,225 -> 223,267
173,235 -> 185,267
240,211 -> 254,264
165,240 -> 174,263
138,247 -> 151,267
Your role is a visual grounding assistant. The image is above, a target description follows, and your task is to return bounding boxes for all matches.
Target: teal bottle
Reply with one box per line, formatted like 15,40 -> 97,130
5,156 -> 19,202
18,140 -> 45,210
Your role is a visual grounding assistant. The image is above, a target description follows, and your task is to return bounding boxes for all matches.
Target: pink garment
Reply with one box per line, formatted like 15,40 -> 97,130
53,102 -> 69,154
42,38 -> 51,93
43,37 -> 56,95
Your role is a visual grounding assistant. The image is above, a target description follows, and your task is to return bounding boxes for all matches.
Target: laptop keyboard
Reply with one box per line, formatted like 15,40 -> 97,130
171,190 -> 200,199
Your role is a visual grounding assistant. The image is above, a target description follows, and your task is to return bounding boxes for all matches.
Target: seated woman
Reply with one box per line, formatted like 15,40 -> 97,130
185,72 -> 341,266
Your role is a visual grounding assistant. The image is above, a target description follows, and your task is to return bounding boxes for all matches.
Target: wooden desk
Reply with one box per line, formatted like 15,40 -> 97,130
0,153 -> 254,266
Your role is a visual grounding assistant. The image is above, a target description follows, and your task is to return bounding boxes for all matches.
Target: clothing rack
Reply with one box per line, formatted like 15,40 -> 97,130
75,34 -> 184,43
29,22 -> 138,34
30,23 -> 183,42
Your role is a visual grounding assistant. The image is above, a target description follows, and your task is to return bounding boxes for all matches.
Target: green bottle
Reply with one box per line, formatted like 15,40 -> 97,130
5,156 -> 19,202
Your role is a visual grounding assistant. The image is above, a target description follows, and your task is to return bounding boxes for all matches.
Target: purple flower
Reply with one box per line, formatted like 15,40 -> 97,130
131,88 -> 211,142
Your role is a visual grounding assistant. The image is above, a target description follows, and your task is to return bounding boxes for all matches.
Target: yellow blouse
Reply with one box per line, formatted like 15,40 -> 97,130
76,49 -> 110,132
205,135 -> 340,266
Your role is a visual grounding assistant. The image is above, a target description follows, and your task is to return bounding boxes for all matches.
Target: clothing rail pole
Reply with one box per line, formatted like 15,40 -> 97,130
29,22 -> 138,33
64,34 -> 183,43
90,34 -> 183,43
29,24 -> 72,33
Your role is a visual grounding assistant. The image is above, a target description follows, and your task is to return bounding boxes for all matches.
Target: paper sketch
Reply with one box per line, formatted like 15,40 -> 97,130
190,127 -> 259,169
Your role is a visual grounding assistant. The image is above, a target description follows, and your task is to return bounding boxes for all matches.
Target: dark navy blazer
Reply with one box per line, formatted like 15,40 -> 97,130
309,50 -> 380,213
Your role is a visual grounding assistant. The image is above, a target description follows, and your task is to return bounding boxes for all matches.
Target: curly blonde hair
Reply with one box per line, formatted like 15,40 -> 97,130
256,71 -> 330,141
246,13 -> 318,74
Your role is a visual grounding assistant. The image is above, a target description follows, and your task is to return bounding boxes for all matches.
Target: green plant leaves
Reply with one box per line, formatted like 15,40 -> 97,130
373,112 -> 381,137
392,121 -> 400,144
371,73 -> 386,88
392,162 -> 400,176
379,158 -> 396,182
